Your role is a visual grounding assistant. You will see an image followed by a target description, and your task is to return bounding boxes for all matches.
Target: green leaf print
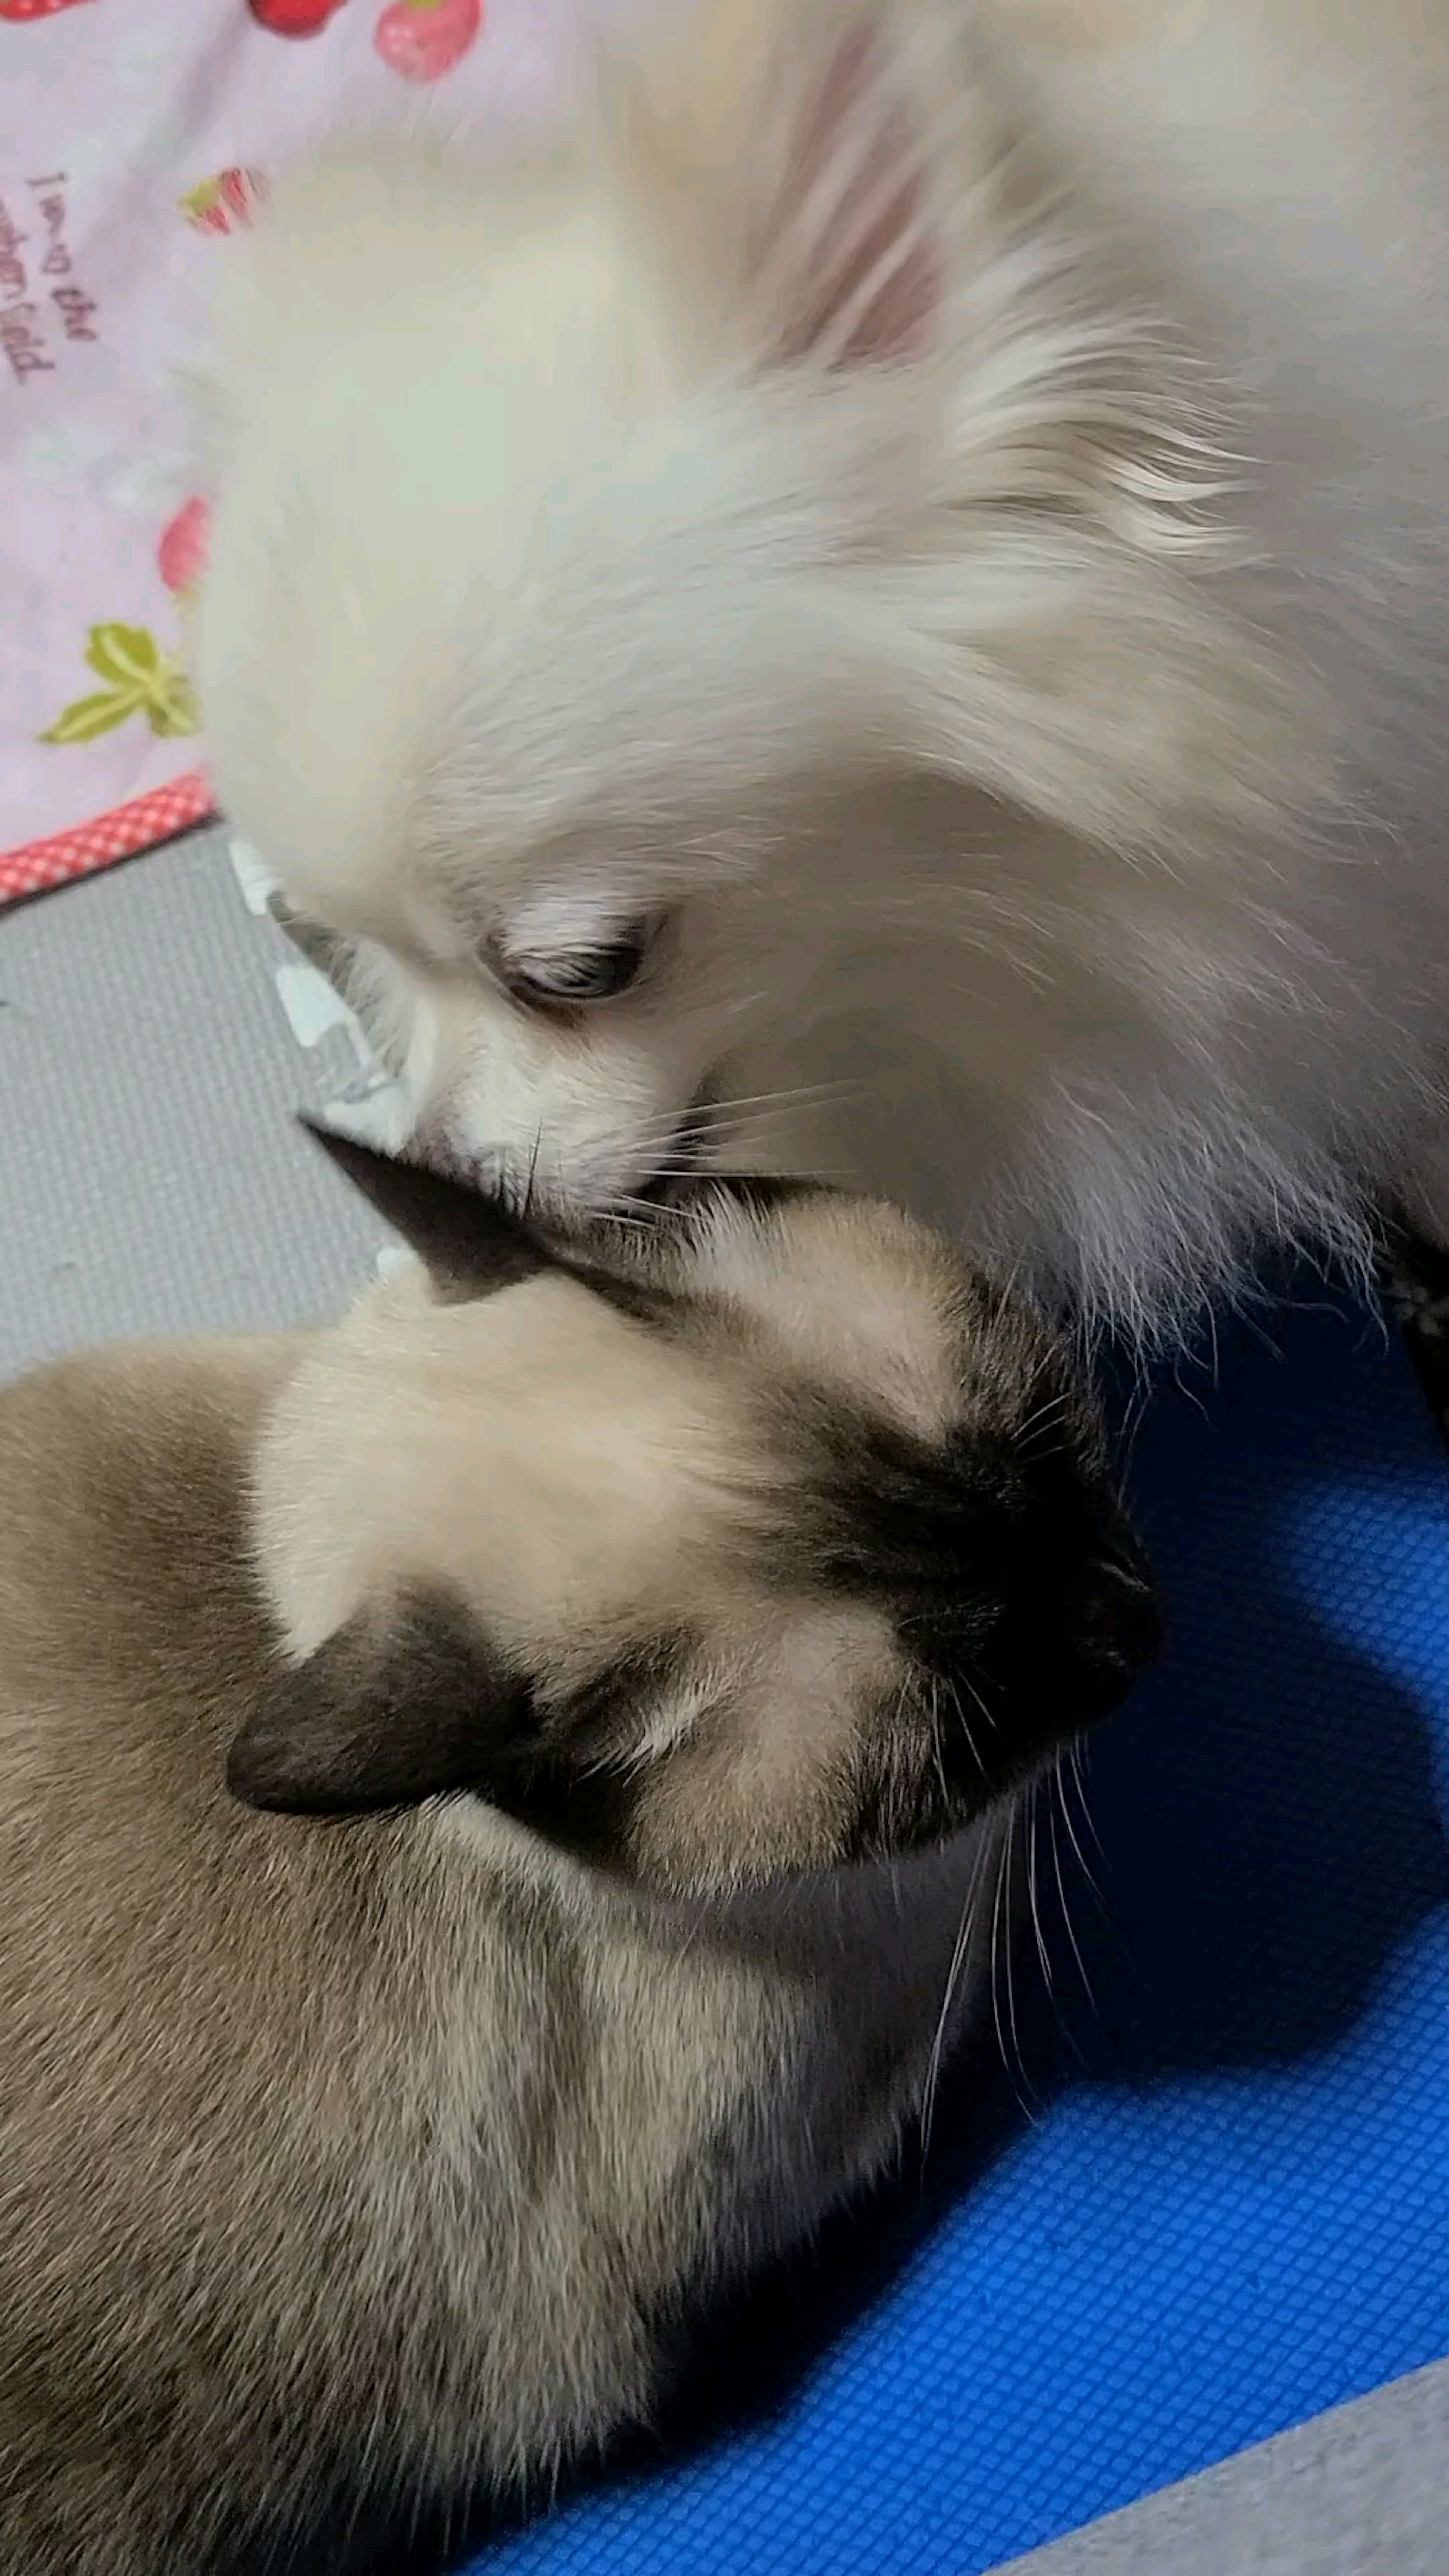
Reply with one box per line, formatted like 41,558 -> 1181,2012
40,629 -> 200,748
39,687 -> 147,746
147,661 -> 198,738
84,623 -> 162,688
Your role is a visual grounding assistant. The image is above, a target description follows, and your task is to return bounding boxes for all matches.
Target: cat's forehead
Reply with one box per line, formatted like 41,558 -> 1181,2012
338,1180 -> 974,1477
660,1186 -> 977,1442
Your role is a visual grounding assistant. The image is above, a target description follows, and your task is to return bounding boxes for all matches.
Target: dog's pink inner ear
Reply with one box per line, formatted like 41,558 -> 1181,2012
759,20 -> 940,369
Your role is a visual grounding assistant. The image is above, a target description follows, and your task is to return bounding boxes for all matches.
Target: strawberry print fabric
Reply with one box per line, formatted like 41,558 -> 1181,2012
0,0 -> 604,907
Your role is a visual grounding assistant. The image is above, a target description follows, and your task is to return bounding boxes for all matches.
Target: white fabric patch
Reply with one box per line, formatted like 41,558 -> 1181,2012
227,835 -> 279,917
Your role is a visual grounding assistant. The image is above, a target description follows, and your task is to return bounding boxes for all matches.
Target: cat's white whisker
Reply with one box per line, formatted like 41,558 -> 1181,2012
1048,1755 -> 1098,2023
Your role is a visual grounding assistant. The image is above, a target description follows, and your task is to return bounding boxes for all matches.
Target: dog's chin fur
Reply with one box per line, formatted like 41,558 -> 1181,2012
196,0 -> 1449,1342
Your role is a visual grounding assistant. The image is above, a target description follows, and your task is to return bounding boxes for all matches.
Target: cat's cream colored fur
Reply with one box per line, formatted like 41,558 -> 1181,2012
194,0 -> 1449,1335
0,1163 -> 1156,2571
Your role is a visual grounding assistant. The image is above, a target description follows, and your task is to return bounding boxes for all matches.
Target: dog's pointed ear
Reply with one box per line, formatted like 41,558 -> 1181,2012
300,1117 -> 548,1301
227,1587 -> 538,1817
589,0 -> 946,371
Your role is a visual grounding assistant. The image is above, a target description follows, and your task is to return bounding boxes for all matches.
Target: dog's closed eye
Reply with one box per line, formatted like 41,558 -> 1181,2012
494,925 -> 658,1009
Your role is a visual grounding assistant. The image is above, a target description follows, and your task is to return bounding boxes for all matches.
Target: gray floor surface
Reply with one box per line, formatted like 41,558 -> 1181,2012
0,826 -> 385,1376
2,824 -> 1443,2574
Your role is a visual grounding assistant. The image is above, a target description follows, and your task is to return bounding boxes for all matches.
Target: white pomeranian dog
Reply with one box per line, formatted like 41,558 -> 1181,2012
196,0 -> 1449,1338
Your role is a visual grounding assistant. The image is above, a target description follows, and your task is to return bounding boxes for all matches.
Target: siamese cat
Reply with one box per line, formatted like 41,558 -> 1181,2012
0,1132 -> 1158,2573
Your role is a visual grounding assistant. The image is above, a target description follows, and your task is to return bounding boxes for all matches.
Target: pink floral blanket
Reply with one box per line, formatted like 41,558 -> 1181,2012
0,0 -> 591,907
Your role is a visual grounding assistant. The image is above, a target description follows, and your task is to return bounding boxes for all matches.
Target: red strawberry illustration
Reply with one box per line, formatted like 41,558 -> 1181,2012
0,0 -> 95,19
157,499 -> 210,600
180,167 -> 268,238
247,0 -> 349,34
374,0 -> 481,83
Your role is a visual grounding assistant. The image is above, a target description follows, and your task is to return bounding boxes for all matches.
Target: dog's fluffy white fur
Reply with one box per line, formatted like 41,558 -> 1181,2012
197,0 -> 1449,1337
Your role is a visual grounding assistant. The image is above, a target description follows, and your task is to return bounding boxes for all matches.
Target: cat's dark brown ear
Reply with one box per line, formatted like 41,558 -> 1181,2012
299,1116 -> 548,1301
227,1586 -> 538,1817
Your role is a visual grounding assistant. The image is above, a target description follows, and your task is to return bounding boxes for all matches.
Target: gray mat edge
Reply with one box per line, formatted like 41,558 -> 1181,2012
990,2355 -> 1449,2576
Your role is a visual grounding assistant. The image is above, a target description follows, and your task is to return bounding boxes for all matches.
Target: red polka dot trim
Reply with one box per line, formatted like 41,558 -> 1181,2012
0,772 -> 214,908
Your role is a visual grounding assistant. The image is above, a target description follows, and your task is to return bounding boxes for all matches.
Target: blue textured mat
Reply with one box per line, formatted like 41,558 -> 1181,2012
457,1284 -> 1449,2576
